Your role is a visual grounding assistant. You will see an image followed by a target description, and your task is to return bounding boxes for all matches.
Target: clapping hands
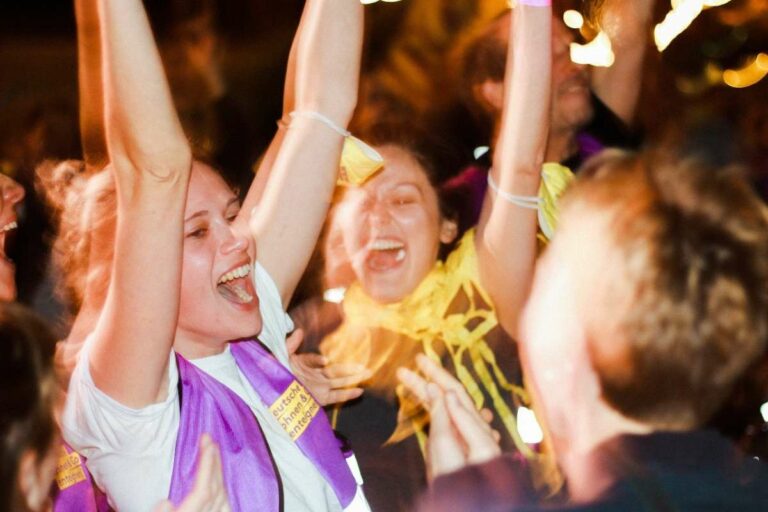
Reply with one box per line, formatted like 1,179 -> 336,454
397,354 -> 501,481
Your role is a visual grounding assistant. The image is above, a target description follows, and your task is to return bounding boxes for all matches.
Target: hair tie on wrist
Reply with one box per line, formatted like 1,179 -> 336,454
487,173 -> 541,210
286,111 -> 384,186
289,111 -> 351,137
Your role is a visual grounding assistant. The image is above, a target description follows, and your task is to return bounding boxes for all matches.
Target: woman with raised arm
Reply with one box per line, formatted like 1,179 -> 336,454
310,2 -> 556,510
60,0 -> 368,511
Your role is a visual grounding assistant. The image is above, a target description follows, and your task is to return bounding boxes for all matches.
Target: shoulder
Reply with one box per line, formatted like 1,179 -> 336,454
253,261 -> 295,366
418,455 -> 537,512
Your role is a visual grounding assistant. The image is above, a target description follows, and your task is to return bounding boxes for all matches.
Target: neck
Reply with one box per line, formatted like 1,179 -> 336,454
544,126 -> 579,164
557,401 -> 652,503
174,330 -> 229,360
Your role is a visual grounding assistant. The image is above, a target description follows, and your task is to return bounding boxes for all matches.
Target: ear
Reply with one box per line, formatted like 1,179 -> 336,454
472,79 -> 505,115
439,219 -> 459,245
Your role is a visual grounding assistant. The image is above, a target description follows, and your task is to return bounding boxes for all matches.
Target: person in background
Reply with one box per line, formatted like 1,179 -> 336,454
403,148 -> 768,511
300,3 -> 558,510
448,0 -> 653,234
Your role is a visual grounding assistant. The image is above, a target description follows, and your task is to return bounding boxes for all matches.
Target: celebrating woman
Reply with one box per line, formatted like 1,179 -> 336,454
60,1 -> 369,511
310,2 -> 559,510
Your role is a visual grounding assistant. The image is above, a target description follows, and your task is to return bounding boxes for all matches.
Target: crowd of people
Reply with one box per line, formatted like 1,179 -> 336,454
2,0 -> 768,511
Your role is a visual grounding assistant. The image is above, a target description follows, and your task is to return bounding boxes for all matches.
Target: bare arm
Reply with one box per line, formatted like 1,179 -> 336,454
246,0 -> 363,306
88,0 -> 192,407
590,0 -> 655,126
476,4 -> 551,338
75,0 -> 107,170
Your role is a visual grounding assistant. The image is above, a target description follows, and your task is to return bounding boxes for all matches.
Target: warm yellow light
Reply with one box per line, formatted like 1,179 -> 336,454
757,53 -> 768,71
360,0 -> 401,4
563,10 -> 584,30
656,0 -> 734,52
570,31 -> 615,68
723,53 -> 768,89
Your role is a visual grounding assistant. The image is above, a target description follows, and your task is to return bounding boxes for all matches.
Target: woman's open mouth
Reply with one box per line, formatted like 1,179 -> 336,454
216,263 -> 257,305
365,238 -> 406,272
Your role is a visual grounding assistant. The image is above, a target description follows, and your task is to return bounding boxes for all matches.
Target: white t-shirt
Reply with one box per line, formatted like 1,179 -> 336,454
62,262 -> 369,512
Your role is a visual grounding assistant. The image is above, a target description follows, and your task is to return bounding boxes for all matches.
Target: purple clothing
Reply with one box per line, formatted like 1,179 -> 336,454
51,443 -> 111,512
169,339 -> 358,511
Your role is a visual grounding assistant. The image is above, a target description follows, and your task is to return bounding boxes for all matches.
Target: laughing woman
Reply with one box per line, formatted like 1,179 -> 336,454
60,1 -> 369,511
314,3 -> 558,510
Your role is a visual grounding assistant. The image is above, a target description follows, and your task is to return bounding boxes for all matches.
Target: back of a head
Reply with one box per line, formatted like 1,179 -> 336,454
0,302 -> 58,512
569,149 -> 768,431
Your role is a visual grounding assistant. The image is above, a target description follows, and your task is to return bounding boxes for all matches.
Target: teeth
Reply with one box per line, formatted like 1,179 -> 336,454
233,286 -> 253,303
395,248 -> 405,262
0,221 -> 17,233
370,239 -> 404,251
217,263 -> 251,285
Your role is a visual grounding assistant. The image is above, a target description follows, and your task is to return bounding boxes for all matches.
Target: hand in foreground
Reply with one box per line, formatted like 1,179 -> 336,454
154,434 -> 230,512
288,329 -> 372,406
397,354 -> 501,480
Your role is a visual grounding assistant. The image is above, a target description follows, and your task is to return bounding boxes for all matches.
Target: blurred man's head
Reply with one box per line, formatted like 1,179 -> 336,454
459,11 -> 593,139
521,150 -> 768,443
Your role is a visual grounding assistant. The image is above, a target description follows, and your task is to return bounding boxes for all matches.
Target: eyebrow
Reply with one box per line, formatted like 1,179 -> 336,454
184,197 -> 240,222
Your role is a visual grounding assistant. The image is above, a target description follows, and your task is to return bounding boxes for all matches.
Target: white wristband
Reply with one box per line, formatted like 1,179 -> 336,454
289,111 -> 351,137
487,173 -> 541,210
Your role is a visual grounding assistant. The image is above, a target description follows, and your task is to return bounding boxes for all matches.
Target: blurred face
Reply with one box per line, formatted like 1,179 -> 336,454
176,163 -> 261,352
552,18 -> 593,130
519,206 -> 605,436
487,14 -> 593,134
0,174 -> 25,301
550,17 -> 593,133
333,146 -> 453,303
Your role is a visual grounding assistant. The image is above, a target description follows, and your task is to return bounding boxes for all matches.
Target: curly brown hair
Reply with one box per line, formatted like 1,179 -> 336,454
36,160 -> 116,314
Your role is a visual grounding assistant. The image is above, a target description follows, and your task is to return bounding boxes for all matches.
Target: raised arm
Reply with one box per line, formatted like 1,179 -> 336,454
246,0 -> 363,306
75,0 -> 108,170
590,0 -> 655,126
476,3 -> 551,338
87,0 -> 192,407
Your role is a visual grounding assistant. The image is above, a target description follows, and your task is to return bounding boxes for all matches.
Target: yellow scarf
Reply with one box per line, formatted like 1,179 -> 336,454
321,229 -> 534,458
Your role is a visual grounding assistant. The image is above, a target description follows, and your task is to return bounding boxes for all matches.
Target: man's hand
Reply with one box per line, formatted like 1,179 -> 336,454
288,329 -> 372,406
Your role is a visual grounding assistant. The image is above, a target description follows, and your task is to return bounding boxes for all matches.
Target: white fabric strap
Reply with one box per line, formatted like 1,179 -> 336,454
289,111 -> 351,137
487,172 -> 541,210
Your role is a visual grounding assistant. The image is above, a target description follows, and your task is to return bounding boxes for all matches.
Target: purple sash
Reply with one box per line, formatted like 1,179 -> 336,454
51,443 -> 111,512
169,339 -> 357,510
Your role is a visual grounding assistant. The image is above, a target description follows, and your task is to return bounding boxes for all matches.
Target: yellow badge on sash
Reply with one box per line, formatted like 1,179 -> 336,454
269,381 -> 320,441
55,446 -> 87,490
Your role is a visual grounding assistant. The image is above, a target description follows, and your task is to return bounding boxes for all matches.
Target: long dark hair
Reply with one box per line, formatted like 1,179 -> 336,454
0,302 -> 58,511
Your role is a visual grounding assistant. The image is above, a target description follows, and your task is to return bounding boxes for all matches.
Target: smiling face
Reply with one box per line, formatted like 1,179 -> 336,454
333,145 -> 454,304
0,174 -> 25,301
175,162 -> 261,355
